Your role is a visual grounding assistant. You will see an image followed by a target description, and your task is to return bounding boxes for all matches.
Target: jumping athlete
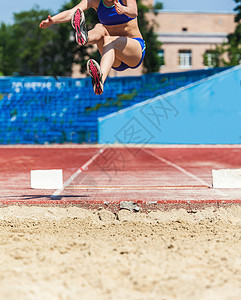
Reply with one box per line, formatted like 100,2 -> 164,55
39,0 -> 146,95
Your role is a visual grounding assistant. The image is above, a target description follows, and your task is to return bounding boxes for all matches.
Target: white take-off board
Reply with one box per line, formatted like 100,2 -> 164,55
31,169 -> 63,189
212,168 -> 241,189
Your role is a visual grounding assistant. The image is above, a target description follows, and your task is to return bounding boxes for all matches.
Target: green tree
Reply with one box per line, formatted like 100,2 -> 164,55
0,23 -> 19,75
234,0 -> 241,22
224,23 -> 241,65
153,1 -> 164,11
203,47 -> 224,68
135,0 -> 163,73
222,0 -> 241,66
12,7 -> 58,75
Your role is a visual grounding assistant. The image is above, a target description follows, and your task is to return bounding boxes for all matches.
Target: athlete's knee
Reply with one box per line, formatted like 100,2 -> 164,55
103,35 -> 112,45
93,23 -> 104,31
103,36 -> 121,48
93,23 -> 108,36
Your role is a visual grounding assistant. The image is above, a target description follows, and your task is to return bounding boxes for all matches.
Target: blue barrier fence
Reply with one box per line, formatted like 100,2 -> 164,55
98,65 -> 241,144
0,67 -> 229,144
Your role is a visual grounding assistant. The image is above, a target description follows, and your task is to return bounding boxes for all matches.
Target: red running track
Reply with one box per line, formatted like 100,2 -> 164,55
0,145 -> 240,211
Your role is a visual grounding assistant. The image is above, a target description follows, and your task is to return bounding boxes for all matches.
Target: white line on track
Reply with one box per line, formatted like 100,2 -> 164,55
51,148 -> 105,198
142,148 -> 228,197
65,185 -> 209,190
143,148 -> 210,187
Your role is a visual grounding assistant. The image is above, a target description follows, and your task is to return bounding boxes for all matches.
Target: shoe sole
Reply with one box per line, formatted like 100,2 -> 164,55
71,8 -> 87,46
87,59 -> 103,95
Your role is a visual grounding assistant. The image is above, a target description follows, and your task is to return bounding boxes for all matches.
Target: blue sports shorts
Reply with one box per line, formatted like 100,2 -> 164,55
112,38 -> 146,71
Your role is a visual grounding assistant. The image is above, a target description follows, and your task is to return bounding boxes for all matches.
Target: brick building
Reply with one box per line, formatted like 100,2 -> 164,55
72,7 -> 236,77
148,10 -> 236,74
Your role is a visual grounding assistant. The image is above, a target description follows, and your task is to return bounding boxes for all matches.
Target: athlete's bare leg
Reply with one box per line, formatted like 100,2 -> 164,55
100,36 -> 143,83
87,24 -> 108,45
86,25 -> 143,87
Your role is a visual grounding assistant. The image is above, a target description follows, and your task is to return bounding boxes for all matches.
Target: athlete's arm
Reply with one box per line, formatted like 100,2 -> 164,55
39,0 -> 94,28
114,0 -> 138,18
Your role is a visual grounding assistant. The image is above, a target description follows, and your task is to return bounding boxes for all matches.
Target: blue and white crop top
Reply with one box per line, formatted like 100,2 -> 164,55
97,0 -> 136,26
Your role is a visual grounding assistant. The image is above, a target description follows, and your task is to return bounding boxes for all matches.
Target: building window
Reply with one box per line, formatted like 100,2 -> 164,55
182,27 -> 188,32
203,50 -> 219,68
178,50 -> 192,69
158,49 -> 165,67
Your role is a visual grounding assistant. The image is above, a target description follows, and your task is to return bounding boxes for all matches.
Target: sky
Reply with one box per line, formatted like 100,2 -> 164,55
0,0 -> 237,24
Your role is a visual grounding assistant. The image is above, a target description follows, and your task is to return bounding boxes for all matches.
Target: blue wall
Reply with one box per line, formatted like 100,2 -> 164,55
98,66 -> 241,144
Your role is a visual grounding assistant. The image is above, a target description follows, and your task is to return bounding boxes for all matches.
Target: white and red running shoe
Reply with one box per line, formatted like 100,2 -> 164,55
71,8 -> 88,46
87,59 -> 104,95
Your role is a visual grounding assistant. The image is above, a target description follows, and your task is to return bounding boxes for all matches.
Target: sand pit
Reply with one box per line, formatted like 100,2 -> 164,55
1,205 -> 241,300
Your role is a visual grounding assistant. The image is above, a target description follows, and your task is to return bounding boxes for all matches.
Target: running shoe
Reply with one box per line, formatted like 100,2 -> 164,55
87,59 -> 104,95
71,8 -> 88,46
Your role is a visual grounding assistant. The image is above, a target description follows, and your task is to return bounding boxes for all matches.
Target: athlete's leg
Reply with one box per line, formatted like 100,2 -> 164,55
100,36 -> 143,82
86,26 -> 126,95
95,36 -> 122,71
71,9 -> 124,73
71,8 -> 108,46
87,36 -> 142,94
87,23 -> 109,45
87,23 -> 123,68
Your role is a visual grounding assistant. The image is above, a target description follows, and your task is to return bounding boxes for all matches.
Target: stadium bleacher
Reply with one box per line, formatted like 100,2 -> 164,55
0,67 -> 230,144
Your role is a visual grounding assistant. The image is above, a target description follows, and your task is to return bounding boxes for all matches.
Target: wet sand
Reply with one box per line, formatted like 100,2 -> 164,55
1,205 -> 241,300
